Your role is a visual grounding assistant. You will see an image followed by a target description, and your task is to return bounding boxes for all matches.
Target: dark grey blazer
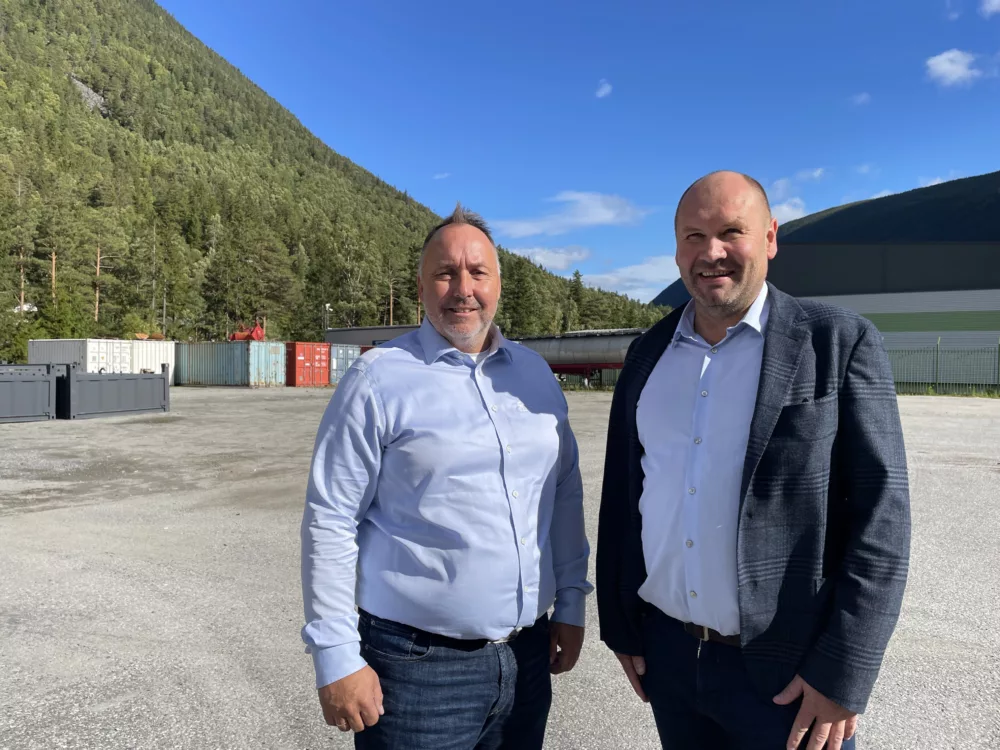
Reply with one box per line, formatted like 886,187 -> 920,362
595,282 -> 911,715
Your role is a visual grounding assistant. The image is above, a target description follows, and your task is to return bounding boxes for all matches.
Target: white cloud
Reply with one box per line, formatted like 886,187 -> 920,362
595,79 -> 613,98
871,190 -> 895,199
493,191 -> 650,238
926,49 -> 983,86
981,0 -> 1000,17
432,172 -> 451,180
851,92 -> 872,105
920,176 -> 946,187
581,255 -> 680,303
946,0 -> 962,19
772,198 -> 807,224
796,167 -> 826,181
856,164 -> 875,175
510,246 -> 591,272
769,178 -> 793,201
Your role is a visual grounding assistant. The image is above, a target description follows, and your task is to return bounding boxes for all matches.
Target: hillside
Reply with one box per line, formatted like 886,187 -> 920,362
0,0 -> 666,361
776,170 -> 1000,243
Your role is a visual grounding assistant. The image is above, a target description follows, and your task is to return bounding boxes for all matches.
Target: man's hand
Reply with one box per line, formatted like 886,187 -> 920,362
774,674 -> 859,750
549,622 -> 585,675
318,666 -> 384,733
614,652 -> 648,703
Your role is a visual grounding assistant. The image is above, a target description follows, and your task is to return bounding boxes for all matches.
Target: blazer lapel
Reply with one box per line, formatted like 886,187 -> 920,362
739,284 -> 808,509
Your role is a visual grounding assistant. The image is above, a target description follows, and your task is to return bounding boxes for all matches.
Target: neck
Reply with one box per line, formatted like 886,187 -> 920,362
692,302 -> 751,346
450,327 -> 492,354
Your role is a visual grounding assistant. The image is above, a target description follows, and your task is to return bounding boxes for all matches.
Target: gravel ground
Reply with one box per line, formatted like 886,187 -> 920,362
1,388 -> 998,749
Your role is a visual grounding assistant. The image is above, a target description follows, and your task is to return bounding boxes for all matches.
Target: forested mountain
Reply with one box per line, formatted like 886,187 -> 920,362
0,0 -> 667,361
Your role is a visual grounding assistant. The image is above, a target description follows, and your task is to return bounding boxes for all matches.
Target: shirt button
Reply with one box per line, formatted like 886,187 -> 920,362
491,405 -> 498,412
520,537 -> 527,546
701,390 -> 708,397
512,490 -> 519,499
506,445 -> 512,453
688,487 -> 696,495
711,347 -> 718,353
686,540 -> 694,548
694,437 -> 702,444
689,590 -> 698,598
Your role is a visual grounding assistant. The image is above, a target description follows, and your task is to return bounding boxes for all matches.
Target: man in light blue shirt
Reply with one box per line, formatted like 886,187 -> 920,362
300,204 -> 593,749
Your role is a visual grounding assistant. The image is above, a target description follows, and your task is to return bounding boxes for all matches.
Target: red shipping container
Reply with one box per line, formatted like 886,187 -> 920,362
286,342 -> 331,387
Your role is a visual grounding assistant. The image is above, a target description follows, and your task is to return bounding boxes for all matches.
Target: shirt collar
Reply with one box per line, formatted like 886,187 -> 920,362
674,282 -> 770,344
417,316 -> 511,366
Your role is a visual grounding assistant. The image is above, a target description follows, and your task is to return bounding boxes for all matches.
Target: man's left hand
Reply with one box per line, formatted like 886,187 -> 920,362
774,674 -> 859,750
549,622 -> 584,675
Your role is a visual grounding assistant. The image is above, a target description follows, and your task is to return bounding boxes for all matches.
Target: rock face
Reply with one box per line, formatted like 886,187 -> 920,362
70,75 -> 108,115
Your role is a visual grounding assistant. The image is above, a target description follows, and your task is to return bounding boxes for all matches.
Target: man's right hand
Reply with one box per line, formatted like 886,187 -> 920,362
615,653 -> 648,703
318,666 -> 384,733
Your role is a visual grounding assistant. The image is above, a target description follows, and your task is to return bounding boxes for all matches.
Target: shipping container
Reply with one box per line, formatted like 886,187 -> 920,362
175,341 -> 287,387
330,344 -> 362,385
29,339 -> 132,374
130,340 -> 177,385
286,342 -> 330,387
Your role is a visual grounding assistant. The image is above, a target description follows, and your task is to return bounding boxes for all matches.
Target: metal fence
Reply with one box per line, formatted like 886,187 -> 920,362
886,344 -> 1000,397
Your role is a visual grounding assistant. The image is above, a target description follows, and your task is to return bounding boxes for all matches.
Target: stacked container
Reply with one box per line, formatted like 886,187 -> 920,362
330,344 -> 362,385
29,339 -> 132,375
286,343 -> 331,387
175,341 -> 286,387
28,338 -> 178,385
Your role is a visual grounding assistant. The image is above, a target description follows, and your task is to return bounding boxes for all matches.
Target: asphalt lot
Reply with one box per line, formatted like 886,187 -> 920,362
1,388 -> 998,749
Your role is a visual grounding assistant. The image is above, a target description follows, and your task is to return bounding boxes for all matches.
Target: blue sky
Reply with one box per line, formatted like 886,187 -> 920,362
158,0 -> 1000,302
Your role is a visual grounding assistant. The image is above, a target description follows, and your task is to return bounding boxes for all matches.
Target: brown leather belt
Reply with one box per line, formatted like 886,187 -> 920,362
683,622 -> 741,648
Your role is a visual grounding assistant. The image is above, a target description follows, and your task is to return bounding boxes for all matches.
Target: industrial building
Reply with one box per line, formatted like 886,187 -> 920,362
653,169 -> 1000,351
325,324 -> 419,347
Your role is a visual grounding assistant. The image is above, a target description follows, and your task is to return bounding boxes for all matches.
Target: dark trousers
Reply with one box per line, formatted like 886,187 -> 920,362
641,606 -> 857,750
353,609 -> 552,750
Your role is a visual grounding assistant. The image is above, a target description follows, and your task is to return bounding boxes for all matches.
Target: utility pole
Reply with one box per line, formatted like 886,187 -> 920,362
162,289 -> 167,336
51,250 -> 56,301
151,217 -> 157,312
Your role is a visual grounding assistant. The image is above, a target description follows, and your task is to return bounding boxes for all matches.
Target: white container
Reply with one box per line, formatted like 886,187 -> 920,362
28,339 -> 132,374
130,340 -> 176,385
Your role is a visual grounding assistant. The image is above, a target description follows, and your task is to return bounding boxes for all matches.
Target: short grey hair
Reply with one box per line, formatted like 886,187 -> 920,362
419,202 -> 501,276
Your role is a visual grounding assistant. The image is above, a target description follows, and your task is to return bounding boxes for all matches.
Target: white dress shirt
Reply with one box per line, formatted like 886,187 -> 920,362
635,285 -> 770,636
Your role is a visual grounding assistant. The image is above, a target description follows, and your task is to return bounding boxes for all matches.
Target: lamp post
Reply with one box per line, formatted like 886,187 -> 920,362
323,303 -> 332,332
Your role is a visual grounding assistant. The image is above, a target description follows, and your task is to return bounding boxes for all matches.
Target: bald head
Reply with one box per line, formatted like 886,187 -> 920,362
674,171 -> 772,230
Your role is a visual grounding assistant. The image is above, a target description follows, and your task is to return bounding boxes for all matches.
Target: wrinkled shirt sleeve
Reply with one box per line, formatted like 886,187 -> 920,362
550,394 -> 594,627
300,364 -> 383,688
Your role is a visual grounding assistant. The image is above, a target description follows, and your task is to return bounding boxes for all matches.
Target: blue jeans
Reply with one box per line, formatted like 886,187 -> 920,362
641,606 -> 857,750
353,609 -> 552,750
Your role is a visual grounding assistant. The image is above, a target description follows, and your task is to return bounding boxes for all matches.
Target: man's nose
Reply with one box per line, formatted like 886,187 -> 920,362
704,238 -> 728,262
452,271 -> 474,298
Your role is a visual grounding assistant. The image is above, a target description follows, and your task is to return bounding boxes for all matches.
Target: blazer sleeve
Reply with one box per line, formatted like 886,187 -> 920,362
596,337 -> 645,656
798,321 -> 912,714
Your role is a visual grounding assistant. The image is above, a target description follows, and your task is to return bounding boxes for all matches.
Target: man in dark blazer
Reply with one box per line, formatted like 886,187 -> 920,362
596,171 -> 910,750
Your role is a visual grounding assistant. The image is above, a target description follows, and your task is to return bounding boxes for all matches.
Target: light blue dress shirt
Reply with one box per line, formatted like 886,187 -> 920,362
635,285 -> 770,636
300,318 -> 593,688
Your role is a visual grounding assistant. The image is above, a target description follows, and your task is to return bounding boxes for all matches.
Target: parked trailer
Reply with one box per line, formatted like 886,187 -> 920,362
514,328 -> 644,375
0,365 -> 59,423
175,341 -> 286,387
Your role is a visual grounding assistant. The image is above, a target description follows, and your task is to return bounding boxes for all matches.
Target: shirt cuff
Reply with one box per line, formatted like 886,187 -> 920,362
551,588 -> 587,628
311,641 -> 368,689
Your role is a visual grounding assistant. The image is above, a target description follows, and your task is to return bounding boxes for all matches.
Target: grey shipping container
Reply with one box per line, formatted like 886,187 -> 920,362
175,341 -> 286,387
330,345 -> 362,385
